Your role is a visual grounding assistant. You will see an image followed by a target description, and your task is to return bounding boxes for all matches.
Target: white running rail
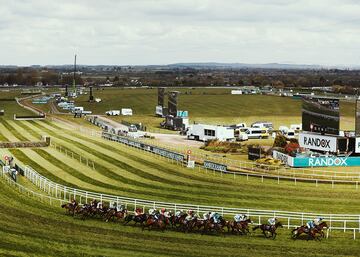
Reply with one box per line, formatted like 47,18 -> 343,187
21,165 -> 360,239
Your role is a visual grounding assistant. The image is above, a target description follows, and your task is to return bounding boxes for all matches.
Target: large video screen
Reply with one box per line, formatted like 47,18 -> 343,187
302,97 -> 340,135
158,87 -> 165,106
168,91 -> 178,116
356,99 -> 360,136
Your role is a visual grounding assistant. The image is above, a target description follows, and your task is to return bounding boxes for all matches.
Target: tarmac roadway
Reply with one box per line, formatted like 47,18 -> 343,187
98,116 -> 202,148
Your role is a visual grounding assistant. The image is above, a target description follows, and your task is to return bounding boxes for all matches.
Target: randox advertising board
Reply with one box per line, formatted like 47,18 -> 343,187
272,150 -> 360,167
203,161 -> 227,172
272,151 -> 294,166
292,156 -> 360,167
299,133 -> 337,152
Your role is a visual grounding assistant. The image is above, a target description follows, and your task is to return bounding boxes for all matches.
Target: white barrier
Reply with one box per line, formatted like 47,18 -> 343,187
22,165 -> 360,238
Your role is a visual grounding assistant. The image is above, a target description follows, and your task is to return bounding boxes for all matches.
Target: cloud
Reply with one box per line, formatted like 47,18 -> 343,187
0,0 -> 360,65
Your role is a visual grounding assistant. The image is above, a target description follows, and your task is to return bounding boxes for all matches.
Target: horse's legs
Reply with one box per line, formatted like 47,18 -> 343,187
262,230 -> 268,238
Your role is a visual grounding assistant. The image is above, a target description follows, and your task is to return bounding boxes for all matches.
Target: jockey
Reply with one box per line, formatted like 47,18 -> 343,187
96,202 -> 103,209
91,199 -> 98,208
134,207 -> 143,216
209,212 -> 217,221
71,198 -> 77,207
160,208 -> 166,215
175,209 -> 185,218
203,211 -> 211,221
313,217 -> 323,226
118,204 -> 125,212
268,217 -> 277,226
164,211 -> 172,218
307,217 -> 323,229
234,214 -> 247,223
212,213 -> 221,224
149,208 -> 158,217
185,209 -> 195,222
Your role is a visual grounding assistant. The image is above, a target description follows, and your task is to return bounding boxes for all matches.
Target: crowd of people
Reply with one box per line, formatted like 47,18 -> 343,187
62,199 -> 327,239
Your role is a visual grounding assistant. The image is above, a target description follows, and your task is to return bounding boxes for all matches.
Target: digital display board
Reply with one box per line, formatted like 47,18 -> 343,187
158,87 -> 165,106
168,91 -> 179,117
356,99 -> 360,136
302,97 -> 340,135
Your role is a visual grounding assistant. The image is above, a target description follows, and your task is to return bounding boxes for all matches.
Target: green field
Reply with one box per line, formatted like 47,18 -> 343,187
72,88 -> 356,131
1,89 -> 360,256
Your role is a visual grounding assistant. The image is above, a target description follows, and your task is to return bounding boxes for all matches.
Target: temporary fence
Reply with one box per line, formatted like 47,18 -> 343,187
50,141 -> 96,170
21,164 -> 360,239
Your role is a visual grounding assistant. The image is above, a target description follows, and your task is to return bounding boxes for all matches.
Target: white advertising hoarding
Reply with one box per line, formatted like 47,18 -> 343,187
272,151 -> 294,166
155,105 -> 163,116
299,133 -> 337,152
356,137 -> 360,153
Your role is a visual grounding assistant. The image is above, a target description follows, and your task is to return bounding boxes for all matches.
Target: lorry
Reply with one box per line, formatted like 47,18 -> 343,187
121,108 -> 133,116
106,110 -> 121,116
187,124 -> 235,142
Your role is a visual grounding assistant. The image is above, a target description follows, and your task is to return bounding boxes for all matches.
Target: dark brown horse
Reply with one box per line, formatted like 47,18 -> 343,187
61,202 -> 78,216
202,218 -> 227,235
170,213 -> 187,228
229,219 -> 252,235
124,213 -> 148,226
142,215 -> 169,231
253,221 -> 283,239
104,209 -> 128,222
292,222 -> 328,241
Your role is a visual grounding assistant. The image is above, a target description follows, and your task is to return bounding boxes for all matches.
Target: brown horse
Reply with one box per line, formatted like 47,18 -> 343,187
229,219 -> 252,235
104,209 -> 128,222
292,222 -> 328,241
253,221 -> 283,239
61,202 -> 78,216
202,218 -> 227,235
142,215 -> 168,231
170,213 -> 187,228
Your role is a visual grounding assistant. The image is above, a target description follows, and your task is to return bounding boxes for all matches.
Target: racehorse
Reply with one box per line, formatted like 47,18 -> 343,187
253,221 -> 283,239
229,219 -> 252,235
142,215 -> 169,231
202,217 -> 228,235
124,213 -> 148,226
291,222 -> 328,241
61,203 -> 78,216
170,213 -> 187,229
104,209 -> 128,222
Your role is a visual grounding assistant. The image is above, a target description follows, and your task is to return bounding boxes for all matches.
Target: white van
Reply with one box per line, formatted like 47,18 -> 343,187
245,128 -> 269,139
106,110 -> 121,116
251,122 -> 273,130
234,128 -> 249,141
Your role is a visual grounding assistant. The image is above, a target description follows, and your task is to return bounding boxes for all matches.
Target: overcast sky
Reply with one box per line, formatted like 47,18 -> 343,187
1,0 -> 360,66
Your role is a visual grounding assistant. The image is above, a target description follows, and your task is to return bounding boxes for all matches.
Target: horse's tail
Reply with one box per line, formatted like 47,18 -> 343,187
61,204 -> 66,208
252,225 -> 260,231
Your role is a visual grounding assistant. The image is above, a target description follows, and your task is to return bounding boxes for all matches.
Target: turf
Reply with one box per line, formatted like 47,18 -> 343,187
1,173 -> 360,257
71,88 -> 356,131
1,89 -> 360,256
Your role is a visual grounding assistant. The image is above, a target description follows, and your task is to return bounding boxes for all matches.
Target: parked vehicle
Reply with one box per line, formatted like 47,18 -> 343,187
187,124 -> 235,142
121,108 -> 133,116
234,127 -> 249,141
106,110 -> 121,116
245,127 -> 269,139
251,121 -> 273,130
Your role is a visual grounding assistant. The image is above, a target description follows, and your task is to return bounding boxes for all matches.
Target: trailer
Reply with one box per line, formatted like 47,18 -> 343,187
106,110 -> 121,116
121,108 -> 133,116
187,124 -> 235,142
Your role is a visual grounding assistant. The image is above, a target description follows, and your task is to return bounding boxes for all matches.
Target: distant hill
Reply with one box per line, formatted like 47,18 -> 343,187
167,62 -> 325,70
